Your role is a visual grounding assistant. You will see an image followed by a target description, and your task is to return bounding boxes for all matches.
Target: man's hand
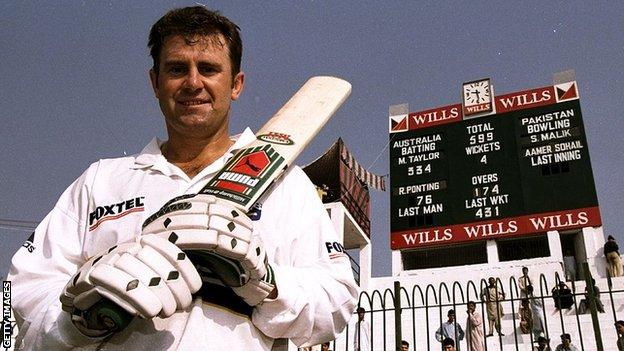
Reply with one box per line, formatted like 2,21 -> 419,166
60,235 -> 202,337
142,194 -> 276,306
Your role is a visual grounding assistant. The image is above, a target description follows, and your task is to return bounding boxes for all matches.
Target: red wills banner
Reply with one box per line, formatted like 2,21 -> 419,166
390,206 -> 601,250
407,104 -> 462,130
495,86 -> 556,114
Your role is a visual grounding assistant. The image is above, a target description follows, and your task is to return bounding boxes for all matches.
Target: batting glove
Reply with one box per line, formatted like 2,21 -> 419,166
60,235 -> 202,337
142,194 -> 276,306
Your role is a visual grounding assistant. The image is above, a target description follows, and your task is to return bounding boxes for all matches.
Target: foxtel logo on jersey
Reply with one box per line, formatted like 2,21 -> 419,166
89,197 -> 145,231
257,132 -> 294,145
325,241 -> 347,259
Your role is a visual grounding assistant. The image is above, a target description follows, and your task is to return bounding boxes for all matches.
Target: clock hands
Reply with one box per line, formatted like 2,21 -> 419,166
472,89 -> 482,103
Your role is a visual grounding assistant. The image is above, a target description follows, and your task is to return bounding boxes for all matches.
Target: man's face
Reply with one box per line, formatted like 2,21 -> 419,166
150,34 -> 244,139
522,268 -> 528,275
617,324 -> 624,334
448,313 -> 455,322
321,344 -> 329,351
358,311 -> 365,321
468,304 -> 476,313
400,344 -> 408,351
443,345 -> 455,351
562,338 -> 570,347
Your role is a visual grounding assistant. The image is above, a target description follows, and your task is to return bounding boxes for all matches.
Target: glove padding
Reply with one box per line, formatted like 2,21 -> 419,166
143,194 -> 275,306
60,235 -> 202,337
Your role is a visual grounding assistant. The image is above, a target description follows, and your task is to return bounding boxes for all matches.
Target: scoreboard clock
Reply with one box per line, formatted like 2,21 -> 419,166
463,78 -> 494,116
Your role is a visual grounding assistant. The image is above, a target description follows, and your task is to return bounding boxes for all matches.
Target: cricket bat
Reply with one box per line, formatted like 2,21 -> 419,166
94,76 -> 352,331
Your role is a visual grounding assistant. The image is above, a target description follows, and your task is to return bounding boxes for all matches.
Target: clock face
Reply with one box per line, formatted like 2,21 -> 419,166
464,80 -> 491,105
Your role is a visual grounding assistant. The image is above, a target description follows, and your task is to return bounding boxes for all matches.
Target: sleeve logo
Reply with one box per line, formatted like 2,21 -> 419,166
22,232 -> 35,253
325,241 -> 347,259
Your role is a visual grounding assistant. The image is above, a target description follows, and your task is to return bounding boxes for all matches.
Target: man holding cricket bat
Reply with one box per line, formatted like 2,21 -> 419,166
7,6 -> 358,350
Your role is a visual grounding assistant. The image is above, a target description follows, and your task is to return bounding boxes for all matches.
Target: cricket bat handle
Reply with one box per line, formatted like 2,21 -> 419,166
87,299 -> 135,333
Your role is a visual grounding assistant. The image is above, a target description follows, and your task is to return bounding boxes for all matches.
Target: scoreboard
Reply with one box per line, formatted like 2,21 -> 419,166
389,81 -> 601,250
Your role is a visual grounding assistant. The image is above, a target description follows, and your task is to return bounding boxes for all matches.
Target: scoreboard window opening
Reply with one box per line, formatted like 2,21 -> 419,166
496,235 -> 550,262
408,213 -> 434,227
401,242 -> 487,270
541,161 -> 571,176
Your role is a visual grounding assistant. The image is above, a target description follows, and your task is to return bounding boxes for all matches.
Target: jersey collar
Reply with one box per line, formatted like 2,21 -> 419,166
132,128 -> 256,178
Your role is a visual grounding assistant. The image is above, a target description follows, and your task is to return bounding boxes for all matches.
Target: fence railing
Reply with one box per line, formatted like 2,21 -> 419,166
320,262 -> 624,351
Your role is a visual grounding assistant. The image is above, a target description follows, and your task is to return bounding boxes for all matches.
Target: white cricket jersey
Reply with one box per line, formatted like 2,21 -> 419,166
7,128 -> 359,350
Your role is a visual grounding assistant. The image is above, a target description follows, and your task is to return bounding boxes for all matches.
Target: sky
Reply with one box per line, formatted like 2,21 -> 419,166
1,1 -> 622,278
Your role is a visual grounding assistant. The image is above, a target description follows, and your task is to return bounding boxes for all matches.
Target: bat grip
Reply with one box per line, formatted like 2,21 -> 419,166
87,299 -> 134,333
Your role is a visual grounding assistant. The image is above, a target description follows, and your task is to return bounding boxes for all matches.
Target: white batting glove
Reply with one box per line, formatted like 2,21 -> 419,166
142,194 -> 276,306
60,235 -> 202,337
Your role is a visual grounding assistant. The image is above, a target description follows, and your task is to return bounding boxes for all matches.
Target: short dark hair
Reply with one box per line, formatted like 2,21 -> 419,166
148,6 -> 242,77
560,333 -> 571,341
447,309 -> 455,316
401,340 -> 409,347
616,320 -> 624,327
467,301 -> 476,308
442,338 -> 455,346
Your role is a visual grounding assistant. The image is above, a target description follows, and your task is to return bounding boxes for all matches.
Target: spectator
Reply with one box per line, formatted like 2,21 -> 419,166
534,336 -> 552,351
465,301 -> 484,351
615,320 -> 624,351
354,307 -> 371,351
551,282 -> 574,310
400,340 -> 409,351
527,286 -> 546,339
436,309 -> 465,349
604,235 -> 623,277
481,277 -> 505,336
443,338 -> 456,351
519,298 -> 533,335
519,267 -> 533,299
562,249 -> 577,281
555,333 -> 579,351
578,278 -> 605,314
518,266 -> 533,312
320,341 -> 331,351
